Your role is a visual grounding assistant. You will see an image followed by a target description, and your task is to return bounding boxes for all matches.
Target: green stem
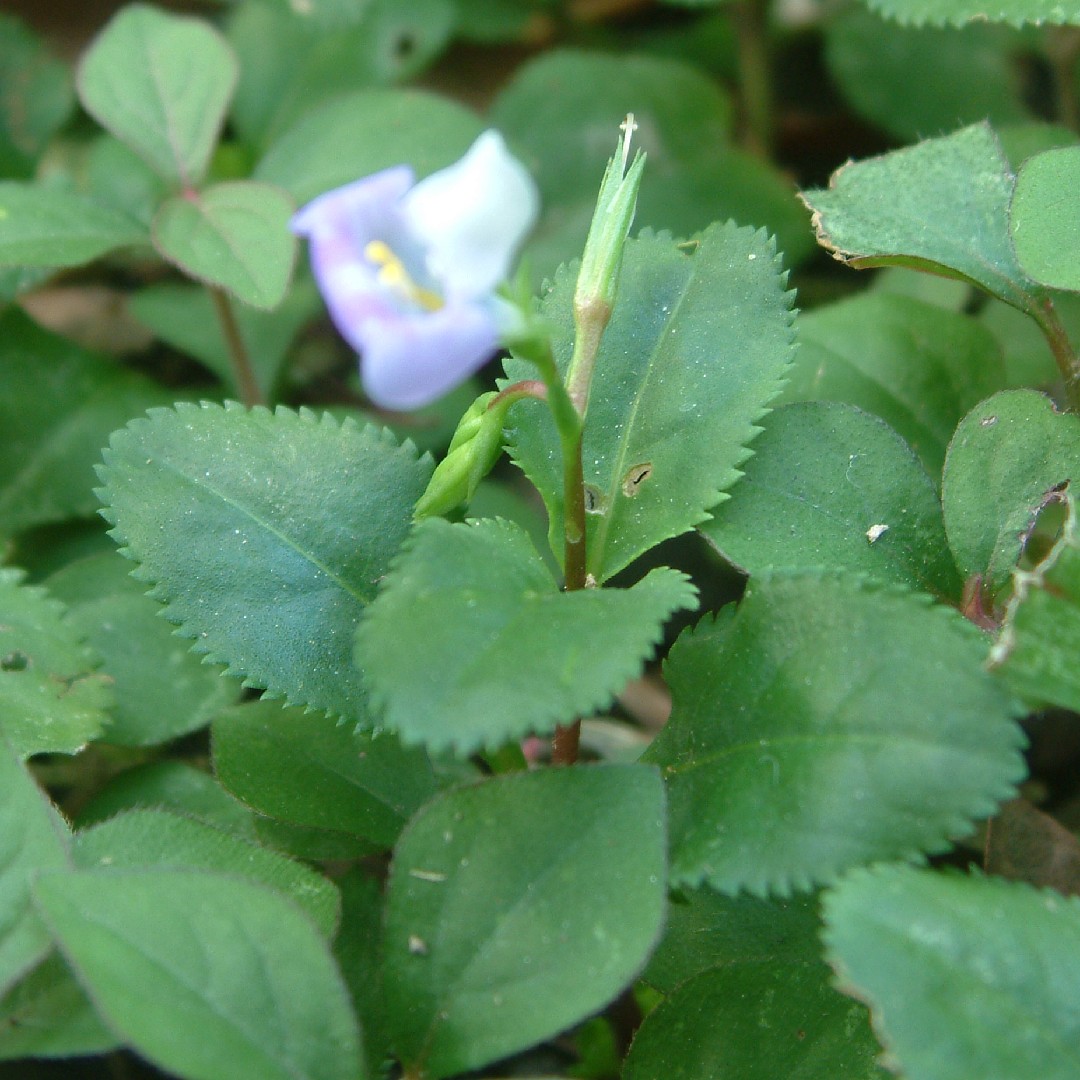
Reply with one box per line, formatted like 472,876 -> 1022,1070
1032,297 -> 1080,412
209,286 -> 264,407
732,0 -> 773,158
523,338 -> 588,765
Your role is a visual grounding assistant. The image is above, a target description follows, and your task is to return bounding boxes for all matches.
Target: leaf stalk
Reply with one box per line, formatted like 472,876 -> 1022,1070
208,285 -> 264,408
1032,297 -> 1080,413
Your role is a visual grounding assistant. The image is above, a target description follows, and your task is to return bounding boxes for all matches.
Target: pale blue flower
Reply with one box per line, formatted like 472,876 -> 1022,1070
291,131 -> 538,410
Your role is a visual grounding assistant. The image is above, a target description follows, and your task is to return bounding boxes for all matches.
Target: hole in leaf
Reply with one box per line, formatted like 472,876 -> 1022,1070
1,650 -> 29,672
621,462 -> 653,497
584,485 -> 607,515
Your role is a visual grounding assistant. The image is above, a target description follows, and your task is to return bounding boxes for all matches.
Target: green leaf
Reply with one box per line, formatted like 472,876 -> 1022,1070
942,390 -> 1080,600
781,292 -> 1006,479
0,15 -> 73,179
34,868 -> 365,1080
824,10 -> 1029,143
73,808 -> 340,937
152,181 -> 296,310
867,0 -> 1080,27
0,182 -> 144,268
643,887 -> 822,993
624,962 -> 886,1080
701,402 -> 961,599
491,49 -> 813,278
84,134 -> 168,229
228,0 -> 454,149
505,223 -> 796,582
0,308 -> 175,537
46,552 -> 240,748
991,490 -> 1080,711
255,89 -> 484,206
823,865 -> 1080,1080
76,761 -> 257,838
0,568 -> 112,758
356,517 -> 697,753
0,953 -> 117,1061
644,571 -> 1025,895
76,4 -> 238,186
212,698 -> 437,847
383,765 -> 666,1079
1010,146 -> 1080,294
802,124 -> 1040,315
0,737 -> 70,998
128,280 -> 318,399
98,404 -> 432,725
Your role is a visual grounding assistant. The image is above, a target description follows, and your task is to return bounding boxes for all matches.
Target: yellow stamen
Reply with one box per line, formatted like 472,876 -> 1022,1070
364,240 -> 443,311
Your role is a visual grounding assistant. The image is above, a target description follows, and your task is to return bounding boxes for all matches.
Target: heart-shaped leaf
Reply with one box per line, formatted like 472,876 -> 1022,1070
802,124 -> 1037,314
153,182 -> 296,310
77,4 -> 237,186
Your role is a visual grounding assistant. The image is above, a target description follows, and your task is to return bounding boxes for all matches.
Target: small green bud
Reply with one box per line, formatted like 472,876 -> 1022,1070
573,115 -> 645,325
414,391 -> 504,520
566,116 -> 645,413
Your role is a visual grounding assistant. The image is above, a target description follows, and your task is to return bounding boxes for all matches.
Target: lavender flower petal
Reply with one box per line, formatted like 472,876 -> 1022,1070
292,133 -> 537,411
359,301 -> 499,411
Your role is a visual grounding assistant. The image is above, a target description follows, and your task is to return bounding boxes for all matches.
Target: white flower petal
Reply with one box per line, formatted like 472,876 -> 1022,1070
402,131 -> 538,300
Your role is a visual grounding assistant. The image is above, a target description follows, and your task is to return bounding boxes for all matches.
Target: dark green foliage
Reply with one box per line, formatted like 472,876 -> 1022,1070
1,2 -> 1078,1077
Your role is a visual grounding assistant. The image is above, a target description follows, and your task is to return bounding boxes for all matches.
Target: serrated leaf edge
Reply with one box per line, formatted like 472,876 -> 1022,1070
358,517 -> 699,755
867,0 -> 1080,28
663,569 -> 1027,899
0,568 -> 112,755
507,222 -> 797,581
95,400 -> 427,723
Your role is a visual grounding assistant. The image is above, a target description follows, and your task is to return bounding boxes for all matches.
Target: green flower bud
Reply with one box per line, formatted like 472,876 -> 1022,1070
573,115 -> 645,329
414,391 -> 504,520
567,116 -> 645,412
